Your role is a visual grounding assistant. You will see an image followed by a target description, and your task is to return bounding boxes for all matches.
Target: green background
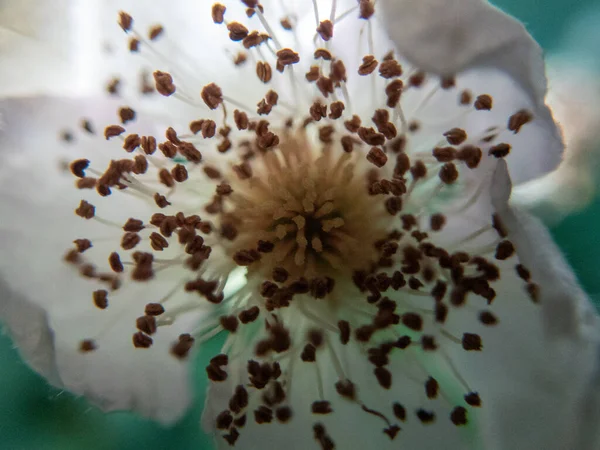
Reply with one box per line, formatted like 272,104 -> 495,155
1,1 -> 598,449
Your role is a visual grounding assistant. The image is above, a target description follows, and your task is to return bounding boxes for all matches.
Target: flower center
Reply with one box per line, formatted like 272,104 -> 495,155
223,128 -> 386,284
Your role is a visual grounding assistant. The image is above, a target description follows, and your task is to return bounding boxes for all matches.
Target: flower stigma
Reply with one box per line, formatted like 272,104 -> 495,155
60,1 -> 540,447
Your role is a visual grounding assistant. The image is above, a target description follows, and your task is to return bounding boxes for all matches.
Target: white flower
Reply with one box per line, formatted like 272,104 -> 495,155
1,0 -> 599,449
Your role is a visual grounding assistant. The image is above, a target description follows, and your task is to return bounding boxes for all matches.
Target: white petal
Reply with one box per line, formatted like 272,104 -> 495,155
0,96 -> 203,424
0,0 -> 84,96
378,0 -> 563,184
511,57 -> 600,223
454,160 -> 600,449
0,278 -> 62,387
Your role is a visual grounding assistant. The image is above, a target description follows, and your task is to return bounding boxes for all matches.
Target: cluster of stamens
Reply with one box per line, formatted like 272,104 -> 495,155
59,1 -> 540,447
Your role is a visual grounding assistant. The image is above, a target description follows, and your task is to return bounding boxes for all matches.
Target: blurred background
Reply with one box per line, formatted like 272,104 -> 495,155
1,0 -> 599,448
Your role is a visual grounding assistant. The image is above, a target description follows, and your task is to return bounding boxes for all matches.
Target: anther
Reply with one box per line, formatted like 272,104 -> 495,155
153,71 -> 176,96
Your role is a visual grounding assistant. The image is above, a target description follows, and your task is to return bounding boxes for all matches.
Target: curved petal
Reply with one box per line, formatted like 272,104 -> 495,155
511,58 -> 600,223
458,160 -> 600,450
378,0 -> 563,184
0,96 -> 205,424
0,278 -> 62,387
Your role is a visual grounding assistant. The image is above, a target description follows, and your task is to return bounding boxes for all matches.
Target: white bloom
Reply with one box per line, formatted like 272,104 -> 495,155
1,1 -> 599,449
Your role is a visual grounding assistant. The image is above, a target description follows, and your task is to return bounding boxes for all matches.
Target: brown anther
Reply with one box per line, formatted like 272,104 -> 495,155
104,125 -> 125,140
157,168 -> 174,188
151,71 -> 177,97
465,392 -> 482,407
393,153 -> 410,177
450,407 -> 468,426
366,147 -> 387,167
338,320 -> 350,345
108,252 -> 124,273
154,193 -> 171,208
106,77 -> 121,95
374,366 -> 392,389
76,177 -> 97,189
70,159 -> 90,178
508,109 -> 533,133
358,55 -> 378,75
474,94 -> 493,111
457,145 -> 482,169
444,128 -> 467,145
201,83 -> 223,110
75,200 -> 95,219
143,303 -> 164,317
462,333 -> 482,351
358,127 -> 385,146
479,311 -> 498,326
385,197 -> 403,216
339,135 -> 357,153
495,240 -> 515,260
316,76 -> 334,97
141,136 -> 157,155
254,406 -> 273,424
72,239 -> 91,253
425,377 -> 439,399
460,90 -> 473,105
123,134 -> 141,153
432,146 -> 456,163
430,213 -> 446,231
276,48 -> 300,66
272,267 -> 289,283
148,25 -> 164,40
317,20 -> 333,41
242,31 -> 264,49
136,315 -> 157,335
133,332 -> 153,348
409,72 -> 426,87
79,339 -> 97,352
170,334 -> 195,359
257,99 -> 272,115
127,37 -> 140,52
149,232 -> 168,251
170,164 -> 188,183
441,76 -> 456,89
233,162 -> 252,180
276,406 -> 292,423
516,264 -> 531,281
379,59 -> 403,79
305,66 -> 320,83
118,11 -> 133,32
239,306 -> 260,324
312,401 -> 333,414
206,362 -> 228,382
280,16 -> 293,30
401,313 -> 423,331
234,249 -> 261,266
121,232 -> 141,250
359,0 -> 375,19
393,403 -> 406,421
416,410 -> 436,424
216,411 -> 233,430
211,3 -> 226,23
526,283 -> 540,303
310,51 -> 331,65
93,290 -> 108,309
256,61 -> 273,84
410,160 -> 427,180
489,143 -> 511,158
220,315 -> 239,333
227,22 -> 248,41
309,101 -> 327,121
439,163 -> 459,184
